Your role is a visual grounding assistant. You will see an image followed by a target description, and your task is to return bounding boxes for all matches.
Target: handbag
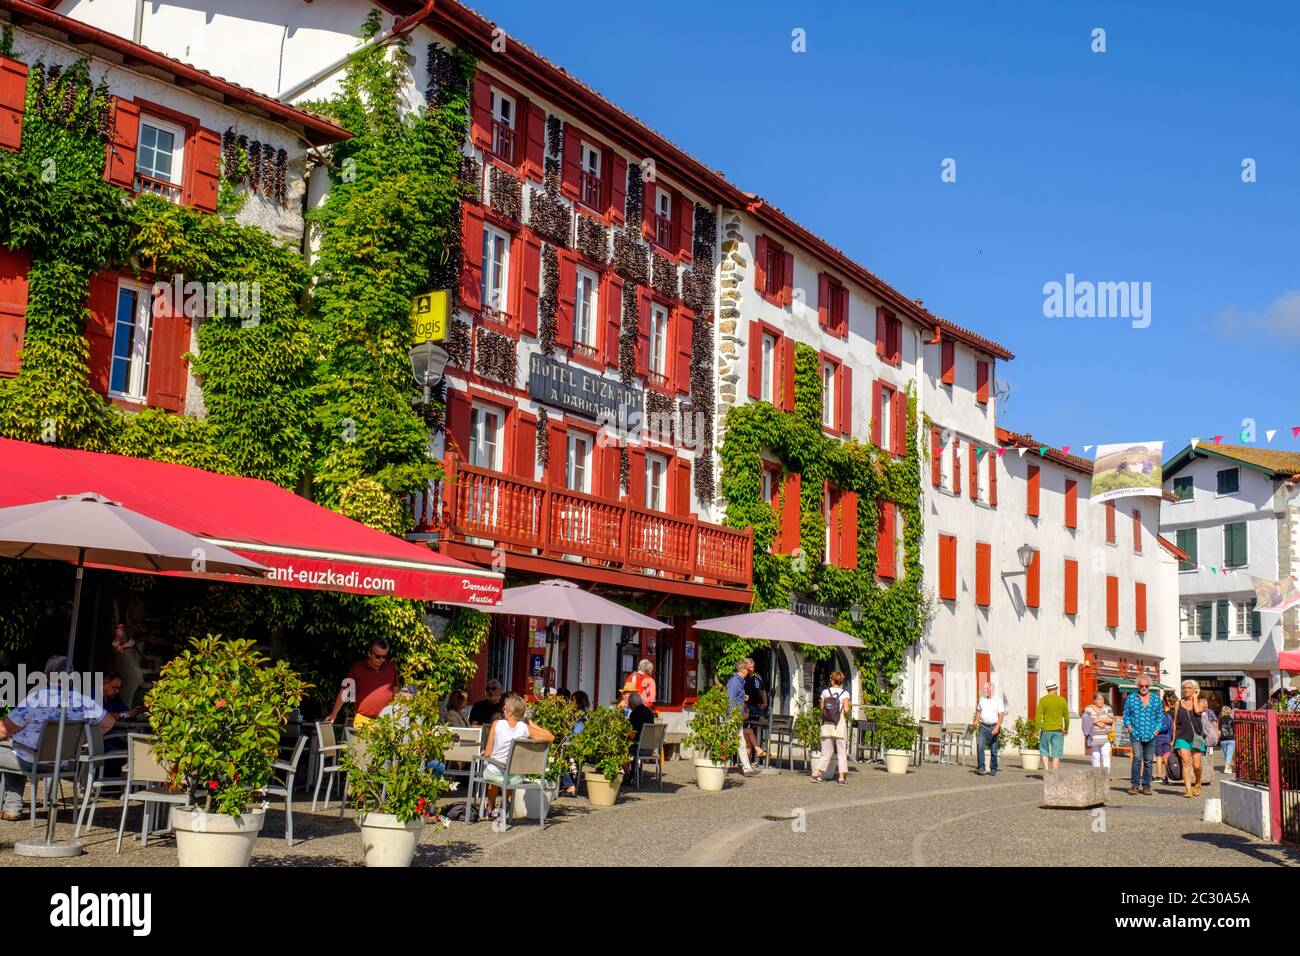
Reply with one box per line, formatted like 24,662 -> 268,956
1166,749 -> 1182,781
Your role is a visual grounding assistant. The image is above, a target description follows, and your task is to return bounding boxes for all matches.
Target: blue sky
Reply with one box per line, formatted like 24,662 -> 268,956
471,0 -> 1300,455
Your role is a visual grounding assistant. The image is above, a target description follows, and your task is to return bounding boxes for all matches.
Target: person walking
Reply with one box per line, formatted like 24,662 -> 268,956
972,682 -> 1004,776
1122,676 -> 1164,795
1219,701 -> 1237,776
725,661 -> 756,777
1153,692 -> 1176,783
1083,692 -> 1115,774
1174,679 -> 1207,798
811,671 -> 850,785
1036,680 -> 1069,771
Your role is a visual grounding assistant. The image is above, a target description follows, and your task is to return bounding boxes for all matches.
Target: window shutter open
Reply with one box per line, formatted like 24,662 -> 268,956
952,437 -> 961,495
1064,558 -> 1079,615
1027,464 -> 1040,517
781,250 -> 794,306
968,442 -> 978,499
512,413 -> 537,481
602,442 -> 622,501
875,306 -> 887,360
1216,598 -> 1230,638
0,56 -> 29,152
1250,599 -> 1262,637
891,387 -> 906,455
754,236 -> 769,300
470,72 -> 492,150
523,102 -> 546,180
556,250 -> 576,349
640,174 -> 656,242
548,421 -> 568,487
608,153 -> 627,225
988,452 -> 998,506
1025,548 -> 1040,608
1198,602 -> 1212,639
520,235 -> 541,336
941,340 -> 954,385
870,381 -> 882,447
1132,509 -> 1142,552
604,273 -> 623,368
0,246 -> 29,376
747,320 -> 762,399
975,360 -> 989,404
837,364 -> 852,438
781,471 -> 801,555
1135,582 -> 1147,633
876,501 -> 896,580
459,204 -> 485,313
841,490 -> 858,569
185,127 -> 221,213
145,292 -> 190,413
975,542 -> 991,607
561,122 -> 581,199
1106,575 -> 1119,629
676,193 -> 694,262
85,272 -> 119,395
104,97 -> 140,188
1065,478 -> 1078,528
938,533 -> 956,600
673,458 -> 692,516
634,288 -> 649,377
930,427 -> 942,486
674,307 -> 693,395
781,336 -> 795,411
445,388 -> 472,461
1059,663 -> 1069,703
817,273 -> 830,331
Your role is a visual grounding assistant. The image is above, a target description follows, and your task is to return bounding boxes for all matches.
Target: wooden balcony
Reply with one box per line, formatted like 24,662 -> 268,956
411,457 -> 752,589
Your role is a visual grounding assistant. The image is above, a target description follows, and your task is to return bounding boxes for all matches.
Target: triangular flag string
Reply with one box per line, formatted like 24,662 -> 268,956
1267,429 -> 1277,443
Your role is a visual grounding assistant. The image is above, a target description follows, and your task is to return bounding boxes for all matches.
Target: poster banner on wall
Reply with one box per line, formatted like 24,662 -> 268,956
1252,575 -> 1300,615
1089,441 -> 1164,503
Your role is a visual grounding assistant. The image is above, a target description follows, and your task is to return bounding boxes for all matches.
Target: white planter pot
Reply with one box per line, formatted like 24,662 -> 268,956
1021,750 -> 1042,772
358,812 -> 424,867
583,770 -> 623,807
512,781 -> 558,820
171,807 -> 265,868
884,749 -> 911,775
694,758 -> 728,792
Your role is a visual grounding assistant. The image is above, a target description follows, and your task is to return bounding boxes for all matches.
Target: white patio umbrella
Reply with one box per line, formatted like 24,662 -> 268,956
0,492 -> 266,856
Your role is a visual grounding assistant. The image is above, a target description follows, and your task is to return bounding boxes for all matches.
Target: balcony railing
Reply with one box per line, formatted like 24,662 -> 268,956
412,457 -> 753,588
134,172 -> 181,204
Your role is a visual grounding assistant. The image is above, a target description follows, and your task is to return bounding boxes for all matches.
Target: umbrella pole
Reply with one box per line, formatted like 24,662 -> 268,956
765,650 -> 776,772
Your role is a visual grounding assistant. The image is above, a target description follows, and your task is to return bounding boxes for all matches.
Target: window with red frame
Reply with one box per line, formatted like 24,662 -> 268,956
103,97 -> 220,213
818,273 -> 848,338
754,236 -> 792,306
876,307 -> 902,367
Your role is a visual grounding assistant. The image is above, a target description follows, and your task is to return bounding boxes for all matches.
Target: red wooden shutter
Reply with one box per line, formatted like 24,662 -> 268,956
975,360 -> 989,404
523,102 -> 545,180
1105,575 -> 1119,628
976,652 -> 991,692
871,381 -> 882,447
634,289 -> 649,377
1065,479 -> 1078,528
556,251 -> 576,349
640,175 -> 656,241
875,306 -> 887,360
0,247 -> 29,376
105,97 -> 140,188
781,250 -> 794,306
837,364 -> 852,438
1027,464 -> 1040,517
445,388 -> 472,460
1025,549 -> 1041,608
975,542 -> 991,607
626,448 -> 646,506
470,72 -> 492,150
602,442 -> 622,501
968,442 -> 978,499
85,272 -> 119,395
673,458 -> 692,516
512,413 -> 537,481
988,453 -> 998,506
1064,559 -> 1079,615
817,273 -> 830,331
674,307 -> 692,395
1132,508 -> 1142,552
185,127 -> 221,213
747,320 -> 762,399
841,490 -> 858,569
938,533 -> 957,600
891,387 -> 906,456
1027,671 -> 1038,719
781,472 -> 801,555
561,123 -> 581,199
952,437 -> 961,494
604,274 -> 623,368
675,193 -> 693,262
941,340 -> 955,385
754,236 -> 768,298
0,56 -> 29,152
1135,582 -> 1147,633
520,235 -> 541,336
459,204 -> 485,313
608,153 -> 627,225
930,427 -> 942,486
780,336 -> 795,411
876,502 -> 895,579
145,292 -> 190,412
1105,500 -> 1116,542
548,421 -> 568,487
888,317 -> 901,366
1059,663 -> 1069,702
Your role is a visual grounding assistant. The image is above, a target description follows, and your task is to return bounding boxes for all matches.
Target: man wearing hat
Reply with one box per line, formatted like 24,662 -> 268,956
1036,679 -> 1069,771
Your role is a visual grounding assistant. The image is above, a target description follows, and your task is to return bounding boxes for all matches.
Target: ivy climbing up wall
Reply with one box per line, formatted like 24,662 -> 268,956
713,342 -> 927,704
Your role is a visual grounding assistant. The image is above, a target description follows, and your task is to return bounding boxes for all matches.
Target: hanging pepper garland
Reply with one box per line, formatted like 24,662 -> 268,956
575,214 -> 609,264
687,203 -> 718,504
539,243 -> 559,355
612,229 -> 648,285
488,164 -> 522,221
474,327 -> 517,386
529,187 -> 569,247
535,407 -> 550,469
650,251 -> 679,300
625,163 -> 644,226
619,281 -> 639,386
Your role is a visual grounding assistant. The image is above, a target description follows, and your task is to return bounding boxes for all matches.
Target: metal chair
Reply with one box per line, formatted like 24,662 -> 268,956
443,726 -> 483,801
477,738 -> 552,830
918,721 -> 944,763
75,723 -> 127,837
633,723 -> 666,789
264,735 -> 308,846
311,721 -> 347,812
337,732 -> 370,818
768,714 -> 796,770
852,719 -> 879,764
115,734 -> 191,853
12,718 -> 89,828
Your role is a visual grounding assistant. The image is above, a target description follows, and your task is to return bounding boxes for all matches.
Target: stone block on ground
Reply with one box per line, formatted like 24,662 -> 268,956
1043,767 -> 1107,808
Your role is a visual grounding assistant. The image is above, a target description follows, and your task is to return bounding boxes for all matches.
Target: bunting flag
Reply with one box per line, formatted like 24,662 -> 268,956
1267,429 -> 1278,443
1084,445 -> 1094,453
1017,447 -> 1028,458
1061,446 -> 1071,455
997,447 -> 1006,457
1213,435 -> 1224,444
975,446 -> 986,458
1294,426 -> 1300,439
1190,438 -> 1200,449
1210,567 -> 1218,575
1038,446 -> 1048,457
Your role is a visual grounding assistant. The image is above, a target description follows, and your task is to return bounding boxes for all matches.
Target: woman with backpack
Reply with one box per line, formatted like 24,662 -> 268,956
811,671 -> 850,785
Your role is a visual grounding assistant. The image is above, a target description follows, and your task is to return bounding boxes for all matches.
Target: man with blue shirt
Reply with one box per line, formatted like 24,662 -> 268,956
725,660 -> 755,777
0,656 -> 115,821
1122,675 -> 1163,795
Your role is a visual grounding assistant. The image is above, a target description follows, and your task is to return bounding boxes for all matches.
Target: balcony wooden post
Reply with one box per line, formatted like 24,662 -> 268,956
442,454 -> 458,544
539,481 -> 552,558
617,497 -> 631,570
687,517 -> 700,581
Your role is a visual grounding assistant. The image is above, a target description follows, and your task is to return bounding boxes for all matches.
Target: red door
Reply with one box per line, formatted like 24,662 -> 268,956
1027,670 -> 1038,719
976,652 -> 991,696
928,663 -> 945,756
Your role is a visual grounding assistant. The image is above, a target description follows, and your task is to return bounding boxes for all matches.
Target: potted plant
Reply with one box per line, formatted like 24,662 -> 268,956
1012,716 -> 1041,771
342,685 -> 451,867
684,685 -> 744,791
876,708 -> 919,775
146,635 -> 308,867
520,694 -> 579,818
568,705 -> 633,806
794,697 -> 823,772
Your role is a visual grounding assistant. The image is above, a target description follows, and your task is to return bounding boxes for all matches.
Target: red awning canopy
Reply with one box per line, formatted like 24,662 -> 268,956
0,438 -> 500,605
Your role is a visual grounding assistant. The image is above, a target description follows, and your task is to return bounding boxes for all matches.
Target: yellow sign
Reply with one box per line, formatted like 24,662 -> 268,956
410,290 -> 449,343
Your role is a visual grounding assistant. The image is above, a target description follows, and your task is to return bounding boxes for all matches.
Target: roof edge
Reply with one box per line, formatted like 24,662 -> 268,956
995,427 -> 1093,474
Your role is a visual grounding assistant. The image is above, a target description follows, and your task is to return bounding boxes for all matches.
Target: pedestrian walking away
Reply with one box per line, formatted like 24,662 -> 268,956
1122,676 -> 1163,794
811,671 -> 850,785
972,682 -> 1004,776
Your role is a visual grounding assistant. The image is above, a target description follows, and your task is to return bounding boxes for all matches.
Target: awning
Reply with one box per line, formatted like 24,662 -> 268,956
1099,679 -> 1170,692
0,438 -> 501,604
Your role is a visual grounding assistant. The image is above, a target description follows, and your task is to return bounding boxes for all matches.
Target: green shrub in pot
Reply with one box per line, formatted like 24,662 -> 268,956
342,685 -> 452,823
528,693 -> 581,783
684,685 -> 744,764
569,705 -> 633,782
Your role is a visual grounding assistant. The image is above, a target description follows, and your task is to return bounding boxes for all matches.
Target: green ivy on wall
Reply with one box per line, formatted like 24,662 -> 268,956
713,343 -> 925,703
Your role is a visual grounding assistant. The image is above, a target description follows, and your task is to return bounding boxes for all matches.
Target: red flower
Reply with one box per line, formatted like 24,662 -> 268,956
215,699 -> 226,708
208,780 -> 219,790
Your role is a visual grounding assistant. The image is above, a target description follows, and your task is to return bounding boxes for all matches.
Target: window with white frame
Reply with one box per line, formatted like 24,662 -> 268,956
108,282 -> 153,401
645,452 -> 668,510
469,404 -> 504,470
879,388 -> 893,451
1235,601 -> 1254,636
822,362 -> 836,428
761,468 -> 773,506
481,225 -> 510,316
135,116 -> 185,201
760,332 -> 776,403
566,432 -> 592,493
823,486 -> 832,562
1181,603 -> 1208,641
649,303 -> 669,380
580,143 -> 601,208
490,89 -> 515,161
574,268 -> 598,352
976,449 -> 988,502
1065,662 -> 1078,714
939,436 -> 953,488
654,188 -> 672,247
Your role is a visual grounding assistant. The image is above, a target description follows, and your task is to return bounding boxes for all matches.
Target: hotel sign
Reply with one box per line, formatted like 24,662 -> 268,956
527,353 -> 642,421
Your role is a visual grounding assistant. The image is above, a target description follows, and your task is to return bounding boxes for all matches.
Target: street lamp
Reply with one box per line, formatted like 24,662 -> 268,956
849,603 -> 863,625
1001,544 -> 1036,577
408,341 -> 450,403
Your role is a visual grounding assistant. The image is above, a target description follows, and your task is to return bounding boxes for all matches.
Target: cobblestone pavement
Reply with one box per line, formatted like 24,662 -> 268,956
3,756 -> 1296,867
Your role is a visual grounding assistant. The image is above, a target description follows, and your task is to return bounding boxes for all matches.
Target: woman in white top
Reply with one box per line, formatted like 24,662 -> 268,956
811,671 -> 850,785
1083,692 -> 1115,773
480,695 -> 554,819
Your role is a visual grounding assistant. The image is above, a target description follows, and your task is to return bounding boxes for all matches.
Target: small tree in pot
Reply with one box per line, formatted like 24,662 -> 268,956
1011,716 -> 1042,771
520,694 -> 580,816
568,705 -> 633,806
684,685 -> 744,791
874,707 -> 919,774
341,685 -> 451,867
147,635 -> 308,867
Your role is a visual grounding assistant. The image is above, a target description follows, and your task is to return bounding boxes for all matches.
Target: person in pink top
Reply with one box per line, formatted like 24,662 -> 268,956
630,660 -> 656,708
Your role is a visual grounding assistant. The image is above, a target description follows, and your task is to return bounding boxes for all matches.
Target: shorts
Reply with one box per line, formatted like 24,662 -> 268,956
352,713 -> 375,729
1174,739 -> 1205,753
1038,731 -> 1064,758
481,764 -> 528,786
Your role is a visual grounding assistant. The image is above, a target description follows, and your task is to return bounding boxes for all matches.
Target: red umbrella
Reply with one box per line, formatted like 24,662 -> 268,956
1279,650 -> 1300,674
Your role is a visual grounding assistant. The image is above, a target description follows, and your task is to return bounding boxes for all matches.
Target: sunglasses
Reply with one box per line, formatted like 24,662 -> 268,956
369,651 -> 388,660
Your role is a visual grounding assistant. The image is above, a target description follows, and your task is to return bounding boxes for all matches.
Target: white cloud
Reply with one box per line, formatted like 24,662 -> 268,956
1218,290 -> 1300,339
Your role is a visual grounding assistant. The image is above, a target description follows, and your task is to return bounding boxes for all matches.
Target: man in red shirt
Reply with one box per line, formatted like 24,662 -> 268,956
324,639 -> 400,729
